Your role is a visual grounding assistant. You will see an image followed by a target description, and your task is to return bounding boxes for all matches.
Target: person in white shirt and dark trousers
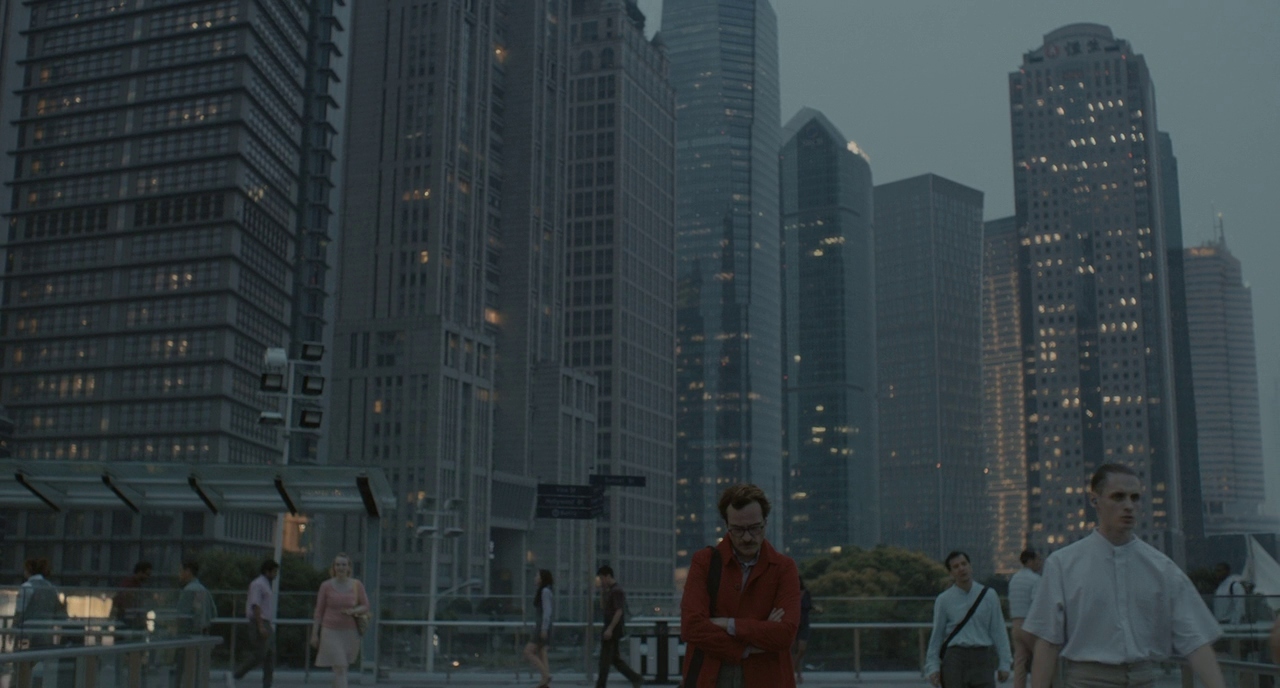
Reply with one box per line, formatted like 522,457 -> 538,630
925,551 -> 1013,688
1212,562 -> 1247,626
1023,463 -> 1227,688
1008,550 -> 1043,688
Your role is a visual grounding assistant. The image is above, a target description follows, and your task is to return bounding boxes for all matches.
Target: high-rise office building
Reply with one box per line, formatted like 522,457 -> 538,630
1185,234 -> 1270,534
331,0 -> 594,599
567,0 -> 678,594
0,0 -> 349,580
875,174 -> 987,569
982,216 -> 1028,574
662,0 -> 783,566
491,0 -> 598,597
780,108 -> 877,557
1156,132 -> 1206,562
1009,24 -> 1186,559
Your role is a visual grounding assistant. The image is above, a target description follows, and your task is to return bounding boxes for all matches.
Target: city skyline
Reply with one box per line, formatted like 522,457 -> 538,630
635,0 -> 1280,514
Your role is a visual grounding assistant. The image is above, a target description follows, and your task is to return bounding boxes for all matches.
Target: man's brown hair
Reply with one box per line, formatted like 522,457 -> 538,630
717,483 -> 771,521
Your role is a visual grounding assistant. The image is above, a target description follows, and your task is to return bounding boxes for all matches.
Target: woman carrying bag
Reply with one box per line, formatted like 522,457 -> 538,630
310,553 -> 370,688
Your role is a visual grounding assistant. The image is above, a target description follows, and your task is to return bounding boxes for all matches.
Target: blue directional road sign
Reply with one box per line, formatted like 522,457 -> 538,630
588,474 -> 646,488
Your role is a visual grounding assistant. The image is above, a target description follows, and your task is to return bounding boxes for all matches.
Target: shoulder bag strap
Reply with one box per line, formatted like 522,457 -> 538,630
683,546 -> 722,687
940,586 -> 990,660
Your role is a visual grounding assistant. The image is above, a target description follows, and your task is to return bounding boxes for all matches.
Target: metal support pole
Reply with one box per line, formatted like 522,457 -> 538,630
855,627 -> 862,679
270,358 -> 296,624
426,511 -> 441,677
362,514 -> 382,683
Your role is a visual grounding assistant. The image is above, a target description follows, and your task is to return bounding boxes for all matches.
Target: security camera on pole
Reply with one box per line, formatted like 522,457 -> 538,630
257,342 -> 326,626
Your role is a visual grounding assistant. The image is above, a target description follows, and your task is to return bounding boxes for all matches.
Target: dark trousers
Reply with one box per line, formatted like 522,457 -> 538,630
597,634 -> 642,687
233,624 -> 274,687
942,645 -> 997,688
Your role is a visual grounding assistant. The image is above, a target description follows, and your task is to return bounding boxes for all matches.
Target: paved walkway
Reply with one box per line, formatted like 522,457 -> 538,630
230,669 -> 926,687
237,667 -> 1192,688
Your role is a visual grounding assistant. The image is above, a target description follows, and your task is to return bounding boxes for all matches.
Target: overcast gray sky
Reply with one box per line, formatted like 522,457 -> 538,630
637,0 -> 1280,512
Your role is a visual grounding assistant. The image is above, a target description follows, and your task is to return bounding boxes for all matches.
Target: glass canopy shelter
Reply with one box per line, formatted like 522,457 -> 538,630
0,460 -> 395,680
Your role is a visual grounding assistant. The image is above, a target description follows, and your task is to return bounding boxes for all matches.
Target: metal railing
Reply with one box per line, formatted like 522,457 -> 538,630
2,588 -> 1276,683
0,635 -> 220,688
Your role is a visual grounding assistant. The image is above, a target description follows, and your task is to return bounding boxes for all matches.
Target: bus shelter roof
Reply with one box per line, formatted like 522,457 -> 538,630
0,460 -> 394,517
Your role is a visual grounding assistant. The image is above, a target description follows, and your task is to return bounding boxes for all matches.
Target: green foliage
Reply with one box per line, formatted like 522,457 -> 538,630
797,545 -> 949,671
800,544 -> 948,600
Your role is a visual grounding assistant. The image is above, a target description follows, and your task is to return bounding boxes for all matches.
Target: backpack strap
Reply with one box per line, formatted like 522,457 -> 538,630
683,546 -> 722,686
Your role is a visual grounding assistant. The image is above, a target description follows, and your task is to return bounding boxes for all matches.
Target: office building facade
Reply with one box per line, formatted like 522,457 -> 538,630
1185,236 -> 1269,534
983,216 -> 1028,574
780,108 -> 877,557
875,174 -> 987,569
568,0 -> 677,594
331,0 -> 595,600
0,0 -> 349,580
1010,24 -> 1186,558
662,0 -> 783,566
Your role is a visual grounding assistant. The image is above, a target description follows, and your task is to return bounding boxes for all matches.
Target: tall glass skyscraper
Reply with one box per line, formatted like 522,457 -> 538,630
662,0 -> 783,565
0,0 -> 349,580
983,216 -> 1028,574
875,174 -> 987,569
1010,24 -> 1187,560
780,108 -> 877,557
568,0 -> 678,594
1185,235 -> 1272,535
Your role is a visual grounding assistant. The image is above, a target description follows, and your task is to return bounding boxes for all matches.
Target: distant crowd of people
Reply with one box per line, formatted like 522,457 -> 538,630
670,469 -> 1245,688
12,552 -> 369,688
11,469 -> 1277,688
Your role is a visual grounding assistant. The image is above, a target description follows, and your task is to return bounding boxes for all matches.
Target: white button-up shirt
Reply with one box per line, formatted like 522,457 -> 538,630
1008,567 -> 1041,620
924,582 -> 1013,675
1022,530 -> 1221,663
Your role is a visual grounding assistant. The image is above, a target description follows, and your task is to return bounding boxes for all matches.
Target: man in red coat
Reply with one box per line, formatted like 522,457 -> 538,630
681,483 -> 801,688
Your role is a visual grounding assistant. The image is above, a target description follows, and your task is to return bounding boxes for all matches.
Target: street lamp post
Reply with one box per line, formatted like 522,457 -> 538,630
258,343 -> 326,624
417,499 -> 463,677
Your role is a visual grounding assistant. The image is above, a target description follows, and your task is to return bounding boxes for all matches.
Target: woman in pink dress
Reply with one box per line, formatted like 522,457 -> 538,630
309,553 -> 370,687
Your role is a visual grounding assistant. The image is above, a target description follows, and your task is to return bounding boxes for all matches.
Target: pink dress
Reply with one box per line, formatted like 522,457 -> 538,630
312,578 -> 368,667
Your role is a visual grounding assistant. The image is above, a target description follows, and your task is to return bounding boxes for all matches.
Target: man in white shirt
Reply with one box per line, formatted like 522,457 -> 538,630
229,559 -> 279,688
1023,464 -> 1226,688
1212,562 -> 1247,626
1008,549 -> 1043,688
925,551 -> 1012,688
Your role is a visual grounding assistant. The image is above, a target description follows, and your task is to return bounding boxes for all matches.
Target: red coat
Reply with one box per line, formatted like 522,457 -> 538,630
680,538 -> 801,688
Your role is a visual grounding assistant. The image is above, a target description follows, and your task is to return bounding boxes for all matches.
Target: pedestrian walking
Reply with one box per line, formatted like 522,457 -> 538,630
173,559 -> 216,688
15,557 -> 73,687
228,559 -> 279,688
924,551 -> 1012,688
793,578 -> 817,684
1212,562 -> 1247,626
680,483 -> 801,688
523,568 -> 555,687
1023,463 -> 1226,688
310,553 -> 370,688
15,557 -> 64,649
113,561 -> 153,632
595,565 -> 643,688
1008,549 -> 1043,688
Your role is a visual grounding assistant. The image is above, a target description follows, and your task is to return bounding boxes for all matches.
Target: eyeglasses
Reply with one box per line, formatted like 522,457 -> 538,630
726,523 -> 765,538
